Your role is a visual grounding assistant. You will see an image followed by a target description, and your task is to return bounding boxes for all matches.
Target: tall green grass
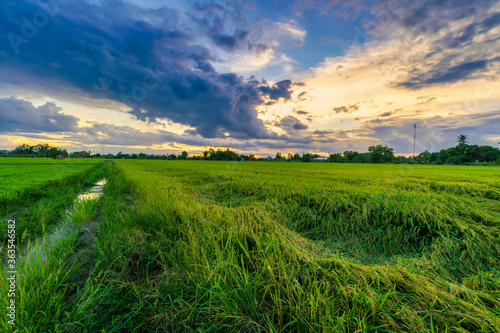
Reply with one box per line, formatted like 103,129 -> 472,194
0,161 -> 112,332
0,161 -> 110,246
1,160 -> 498,331
0,157 -> 101,200
57,160 -> 499,332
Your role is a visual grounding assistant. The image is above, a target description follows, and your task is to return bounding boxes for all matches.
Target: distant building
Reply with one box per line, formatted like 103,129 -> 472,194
313,157 -> 328,162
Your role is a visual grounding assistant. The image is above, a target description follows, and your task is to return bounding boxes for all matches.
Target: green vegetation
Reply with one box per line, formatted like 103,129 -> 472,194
3,143 -> 68,158
0,158 -> 100,199
0,158 -> 103,245
1,160 -> 499,332
5,134 -> 499,164
437,135 -> 500,165
0,161 -> 113,332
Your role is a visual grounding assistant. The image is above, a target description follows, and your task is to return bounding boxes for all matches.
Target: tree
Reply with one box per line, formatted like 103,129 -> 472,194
446,155 -> 461,165
70,150 -> 91,158
33,143 -> 50,156
301,153 -> 319,162
275,152 -> 283,160
48,147 -> 66,158
457,134 -> 468,146
328,153 -> 344,163
455,134 -> 470,158
416,150 -> 432,164
180,151 -> 188,159
12,143 -> 35,156
368,145 -> 394,163
344,151 -> 359,162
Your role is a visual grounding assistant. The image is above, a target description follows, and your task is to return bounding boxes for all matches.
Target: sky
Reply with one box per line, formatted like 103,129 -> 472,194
1,0 -> 499,156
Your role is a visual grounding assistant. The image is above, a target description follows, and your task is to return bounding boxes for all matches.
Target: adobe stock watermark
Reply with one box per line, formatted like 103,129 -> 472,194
5,219 -> 17,326
7,0 -> 71,54
120,65 -> 166,109
335,0 -> 427,55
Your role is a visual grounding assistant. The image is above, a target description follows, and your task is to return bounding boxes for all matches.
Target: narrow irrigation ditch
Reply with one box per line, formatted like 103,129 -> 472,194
0,161 -> 114,332
16,178 -> 107,269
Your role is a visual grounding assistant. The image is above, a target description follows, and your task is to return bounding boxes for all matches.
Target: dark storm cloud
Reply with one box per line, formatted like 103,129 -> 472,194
332,103 -> 360,113
373,0 -> 500,89
396,59 -> 495,89
312,130 -> 335,136
211,31 -> 250,50
71,118 -> 328,151
259,80 -> 294,100
292,0 -> 368,19
439,12 -> 500,49
0,97 -> 79,133
275,116 -> 309,133
373,0 -> 497,33
294,110 -> 309,115
297,91 -> 308,101
0,0 -> 296,140
292,122 -> 308,130
67,122 -> 217,148
190,1 -> 253,51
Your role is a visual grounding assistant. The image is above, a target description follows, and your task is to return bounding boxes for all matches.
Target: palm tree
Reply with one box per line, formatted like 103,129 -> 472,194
457,134 -> 468,146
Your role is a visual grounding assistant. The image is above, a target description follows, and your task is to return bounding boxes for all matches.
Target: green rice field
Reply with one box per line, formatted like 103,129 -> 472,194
0,158 -> 101,199
1,159 -> 499,332
0,158 -> 103,244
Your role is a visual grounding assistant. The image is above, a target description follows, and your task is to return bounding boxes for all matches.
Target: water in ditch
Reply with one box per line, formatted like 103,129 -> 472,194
14,179 -> 107,269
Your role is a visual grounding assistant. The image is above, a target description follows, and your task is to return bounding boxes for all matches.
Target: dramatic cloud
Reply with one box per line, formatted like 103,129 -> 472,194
1,0 -> 499,156
371,0 -> 500,90
396,59 -> 498,89
0,0 -> 301,140
292,0 -> 367,18
275,116 -> 309,133
259,80 -> 294,101
294,110 -> 310,115
373,0 -> 498,33
297,91 -> 308,101
332,103 -> 360,113
0,97 -> 79,133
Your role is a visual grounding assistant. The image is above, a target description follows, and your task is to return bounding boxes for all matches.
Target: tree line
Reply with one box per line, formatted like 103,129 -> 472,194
2,135 -> 499,165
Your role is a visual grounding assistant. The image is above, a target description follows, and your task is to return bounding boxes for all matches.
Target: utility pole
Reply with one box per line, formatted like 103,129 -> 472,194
413,124 -> 416,157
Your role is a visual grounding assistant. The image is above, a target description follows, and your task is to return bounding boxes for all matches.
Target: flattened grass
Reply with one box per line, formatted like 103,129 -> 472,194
68,160 -> 499,332
1,160 -> 498,332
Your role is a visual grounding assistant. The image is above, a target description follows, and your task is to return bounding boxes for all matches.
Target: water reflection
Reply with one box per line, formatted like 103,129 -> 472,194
10,178 -> 107,269
78,179 -> 107,201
